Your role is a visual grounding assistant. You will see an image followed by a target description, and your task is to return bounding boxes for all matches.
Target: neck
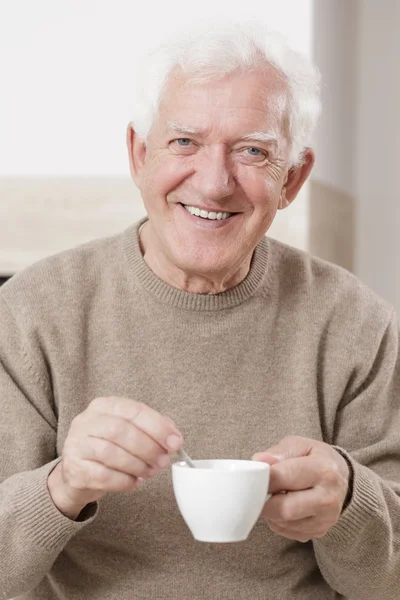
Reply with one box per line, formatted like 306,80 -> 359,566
139,222 -> 252,294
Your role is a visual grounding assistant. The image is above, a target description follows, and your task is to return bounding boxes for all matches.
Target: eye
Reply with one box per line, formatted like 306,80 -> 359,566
175,138 -> 192,147
246,147 -> 264,156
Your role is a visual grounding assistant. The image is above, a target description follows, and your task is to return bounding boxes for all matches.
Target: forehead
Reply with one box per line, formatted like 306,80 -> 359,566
156,66 -> 289,139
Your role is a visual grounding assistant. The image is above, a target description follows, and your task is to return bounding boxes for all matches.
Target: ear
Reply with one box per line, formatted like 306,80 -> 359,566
278,148 -> 315,210
126,122 -> 147,187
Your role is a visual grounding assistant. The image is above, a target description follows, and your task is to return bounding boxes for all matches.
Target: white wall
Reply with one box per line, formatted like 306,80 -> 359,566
0,1 -> 313,271
355,0 -> 400,310
312,0 -> 400,313
312,0 -> 358,197
0,0 -> 312,176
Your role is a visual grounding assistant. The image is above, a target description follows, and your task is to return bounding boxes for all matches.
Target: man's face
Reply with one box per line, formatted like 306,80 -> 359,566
131,67 -> 295,279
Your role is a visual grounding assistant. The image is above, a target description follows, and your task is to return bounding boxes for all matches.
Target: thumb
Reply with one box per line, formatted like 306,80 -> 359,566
252,451 -> 285,465
252,436 -> 314,464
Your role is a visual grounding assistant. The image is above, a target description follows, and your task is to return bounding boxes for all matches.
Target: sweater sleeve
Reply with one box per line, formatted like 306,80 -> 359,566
0,293 -> 97,598
313,308 -> 400,600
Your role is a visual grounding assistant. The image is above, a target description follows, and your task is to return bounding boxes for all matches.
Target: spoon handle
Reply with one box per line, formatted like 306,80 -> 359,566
177,448 -> 196,468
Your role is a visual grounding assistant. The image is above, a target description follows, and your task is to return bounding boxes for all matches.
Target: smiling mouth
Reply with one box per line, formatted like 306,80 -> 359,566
180,203 -> 236,221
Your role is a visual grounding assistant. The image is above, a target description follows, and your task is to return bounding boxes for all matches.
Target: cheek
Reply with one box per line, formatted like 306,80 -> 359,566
142,159 -> 190,202
240,174 -> 282,214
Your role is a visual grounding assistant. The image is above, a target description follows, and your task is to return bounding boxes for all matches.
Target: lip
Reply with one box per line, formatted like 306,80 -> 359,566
176,202 -> 242,229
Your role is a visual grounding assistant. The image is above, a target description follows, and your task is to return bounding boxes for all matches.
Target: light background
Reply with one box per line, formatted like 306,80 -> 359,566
0,0 -> 312,176
0,0 -> 312,275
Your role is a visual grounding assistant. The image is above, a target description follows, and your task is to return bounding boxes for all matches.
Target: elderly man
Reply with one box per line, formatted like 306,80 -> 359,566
0,21 -> 399,600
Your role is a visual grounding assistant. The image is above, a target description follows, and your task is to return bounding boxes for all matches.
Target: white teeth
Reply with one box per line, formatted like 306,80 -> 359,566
183,205 -> 233,220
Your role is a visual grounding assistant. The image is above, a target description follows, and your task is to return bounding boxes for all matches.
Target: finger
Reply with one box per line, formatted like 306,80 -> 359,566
266,520 -> 317,543
73,414 -> 170,469
254,435 -> 314,463
262,489 -> 319,522
268,456 -> 320,494
69,437 -> 160,480
89,397 -> 183,451
266,514 -> 315,532
252,453 -> 283,466
67,459 -> 140,493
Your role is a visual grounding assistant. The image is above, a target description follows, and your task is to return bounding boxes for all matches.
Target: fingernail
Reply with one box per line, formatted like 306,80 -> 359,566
157,454 -> 171,467
252,453 -> 265,461
166,434 -> 182,450
253,453 -> 285,462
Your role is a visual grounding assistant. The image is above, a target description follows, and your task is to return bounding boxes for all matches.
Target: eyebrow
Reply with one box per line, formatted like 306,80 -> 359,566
167,121 -> 279,145
167,121 -> 200,136
237,132 -> 279,144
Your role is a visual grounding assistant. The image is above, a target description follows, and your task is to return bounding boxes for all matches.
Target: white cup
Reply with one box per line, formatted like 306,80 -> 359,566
172,459 -> 271,543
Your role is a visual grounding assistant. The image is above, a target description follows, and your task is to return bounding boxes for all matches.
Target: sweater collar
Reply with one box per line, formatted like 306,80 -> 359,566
123,218 -> 269,311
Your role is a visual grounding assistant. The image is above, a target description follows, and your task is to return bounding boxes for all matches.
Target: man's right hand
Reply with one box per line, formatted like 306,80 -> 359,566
47,397 -> 183,520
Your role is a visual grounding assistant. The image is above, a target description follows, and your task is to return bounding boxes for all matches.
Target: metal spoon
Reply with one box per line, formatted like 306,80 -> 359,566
177,447 -> 196,468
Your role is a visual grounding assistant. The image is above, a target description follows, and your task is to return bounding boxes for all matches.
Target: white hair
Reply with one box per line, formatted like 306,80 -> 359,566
130,20 -> 321,167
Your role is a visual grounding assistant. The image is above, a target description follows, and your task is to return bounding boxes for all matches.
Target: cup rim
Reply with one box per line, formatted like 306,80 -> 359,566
172,459 -> 269,472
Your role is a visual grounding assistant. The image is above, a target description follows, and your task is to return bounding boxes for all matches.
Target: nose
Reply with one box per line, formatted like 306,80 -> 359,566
193,146 -> 236,202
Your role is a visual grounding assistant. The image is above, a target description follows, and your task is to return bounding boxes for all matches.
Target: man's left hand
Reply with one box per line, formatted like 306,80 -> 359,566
252,436 -> 350,543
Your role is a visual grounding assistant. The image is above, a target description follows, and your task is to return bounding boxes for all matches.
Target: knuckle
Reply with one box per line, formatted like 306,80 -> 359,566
94,466 -> 110,486
279,505 -> 294,522
322,460 -> 341,482
126,458 -> 147,478
319,492 -> 337,511
119,453 -> 142,476
136,462 -> 150,477
324,470 -> 338,486
145,466 -> 160,478
89,397 -> 106,411
121,475 -> 138,491
94,440 -> 113,463
131,401 -> 145,422
108,420 -> 126,439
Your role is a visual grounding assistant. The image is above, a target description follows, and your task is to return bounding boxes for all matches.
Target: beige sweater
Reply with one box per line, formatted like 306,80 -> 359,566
0,219 -> 399,600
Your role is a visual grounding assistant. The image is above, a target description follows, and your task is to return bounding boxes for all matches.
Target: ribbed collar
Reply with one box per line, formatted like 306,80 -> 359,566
122,218 -> 270,311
